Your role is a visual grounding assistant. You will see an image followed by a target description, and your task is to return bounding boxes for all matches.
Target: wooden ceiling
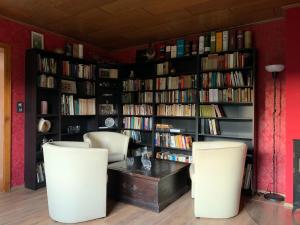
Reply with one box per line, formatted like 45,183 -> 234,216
0,0 -> 298,50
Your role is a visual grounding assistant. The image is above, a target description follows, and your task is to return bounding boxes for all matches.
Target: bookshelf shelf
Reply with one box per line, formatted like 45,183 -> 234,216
36,132 -> 59,137
199,117 -> 252,121
123,128 -> 152,132
37,114 -> 59,118
198,133 -> 253,140
199,102 -> 253,105
155,115 -> 196,119
200,67 -> 252,73
198,48 -> 255,57
155,130 -> 196,135
199,86 -> 253,90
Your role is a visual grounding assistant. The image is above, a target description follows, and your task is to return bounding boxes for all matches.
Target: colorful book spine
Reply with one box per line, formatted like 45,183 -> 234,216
198,35 -> 205,54
222,31 -> 229,51
210,32 -> 216,53
216,32 -> 223,52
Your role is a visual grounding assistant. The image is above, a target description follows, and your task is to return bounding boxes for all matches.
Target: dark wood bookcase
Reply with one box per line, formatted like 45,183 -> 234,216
25,49 -> 120,190
120,48 -> 256,194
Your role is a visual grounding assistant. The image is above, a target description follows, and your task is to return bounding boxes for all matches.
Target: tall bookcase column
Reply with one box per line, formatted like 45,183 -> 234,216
97,63 -> 121,132
25,49 -> 60,189
60,56 -> 97,141
197,45 -> 256,194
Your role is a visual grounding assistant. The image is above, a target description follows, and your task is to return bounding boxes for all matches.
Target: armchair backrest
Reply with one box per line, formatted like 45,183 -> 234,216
192,141 -> 247,218
43,141 -> 108,223
83,131 -> 129,157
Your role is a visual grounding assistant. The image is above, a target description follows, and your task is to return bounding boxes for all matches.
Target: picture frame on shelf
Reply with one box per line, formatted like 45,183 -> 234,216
31,31 -> 44,50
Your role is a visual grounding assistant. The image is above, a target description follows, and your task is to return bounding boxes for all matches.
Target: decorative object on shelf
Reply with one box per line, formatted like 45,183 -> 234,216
244,31 -> 252,49
40,101 -> 48,115
38,118 -> 51,133
31,31 -> 44,49
99,104 -> 116,115
141,149 -> 151,170
129,70 -> 134,78
64,43 -> 72,56
61,80 -> 77,94
264,64 -> 285,202
39,74 -> 47,88
46,76 -> 55,88
145,42 -> 156,61
126,157 -> 134,167
53,48 -> 64,54
105,117 -> 115,128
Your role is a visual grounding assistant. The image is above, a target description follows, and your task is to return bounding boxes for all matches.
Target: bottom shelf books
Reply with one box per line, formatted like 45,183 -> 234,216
243,163 -> 253,190
36,162 -> 45,184
155,133 -> 192,150
156,152 -> 192,163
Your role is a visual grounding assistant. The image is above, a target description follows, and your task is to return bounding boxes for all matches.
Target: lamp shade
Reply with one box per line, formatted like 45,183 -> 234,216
265,64 -> 285,73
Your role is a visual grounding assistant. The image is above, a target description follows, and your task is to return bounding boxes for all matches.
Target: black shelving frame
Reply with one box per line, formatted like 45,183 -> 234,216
120,48 -> 256,195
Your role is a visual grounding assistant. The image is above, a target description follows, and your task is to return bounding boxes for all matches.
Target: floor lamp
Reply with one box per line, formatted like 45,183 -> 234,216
264,64 -> 285,202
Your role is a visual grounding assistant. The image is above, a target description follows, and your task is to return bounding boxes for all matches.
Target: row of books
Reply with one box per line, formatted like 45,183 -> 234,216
204,119 -> 221,135
201,52 -> 252,71
77,81 -> 95,96
61,95 -> 96,115
201,71 -> 252,88
199,88 -> 253,103
123,117 -> 153,130
123,79 -> 153,92
199,105 -> 225,118
156,39 -> 197,60
122,104 -> 153,115
36,162 -> 45,184
155,89 -> 196,103
62,61 -> 96,80
155,133 -> 192,150
156,152 -> 192,163
98,68 -> 118,79
198,30 -> 252,54
156,75 -> 197,90
157,104 -> 195,117
122,130 -> 142,144
38,55 -> 57,74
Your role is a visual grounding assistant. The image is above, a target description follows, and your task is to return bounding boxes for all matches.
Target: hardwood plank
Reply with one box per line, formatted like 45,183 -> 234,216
0,187 -> 295,225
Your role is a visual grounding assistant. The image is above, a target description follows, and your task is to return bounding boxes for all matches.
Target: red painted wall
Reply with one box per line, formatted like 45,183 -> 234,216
111,19 -> 287,195
0,17 -> 112,187
285,7 -> 300,204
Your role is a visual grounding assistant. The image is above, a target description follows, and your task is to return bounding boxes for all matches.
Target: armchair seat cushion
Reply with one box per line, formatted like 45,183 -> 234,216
108,153 -> 124,163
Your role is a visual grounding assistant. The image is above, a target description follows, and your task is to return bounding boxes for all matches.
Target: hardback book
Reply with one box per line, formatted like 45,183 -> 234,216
176,39 -> 185,57
210,32 -> 216,53
185,41 -> 190,56
204,33 -> 211,53
222,31 -> 229,51
237,30 -> 244,49
216,32 -> 223,52
229,30 -> 236,50
78,44 -> 83,59
171,45 -> 177,58
198,35 -> 205,54
165,45 -> 171,59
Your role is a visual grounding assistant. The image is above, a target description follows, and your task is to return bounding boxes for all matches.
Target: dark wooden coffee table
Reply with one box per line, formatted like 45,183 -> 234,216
107,158 -> 190,212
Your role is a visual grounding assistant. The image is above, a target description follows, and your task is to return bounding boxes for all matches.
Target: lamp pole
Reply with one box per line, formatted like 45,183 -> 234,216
264,68 -> 284,202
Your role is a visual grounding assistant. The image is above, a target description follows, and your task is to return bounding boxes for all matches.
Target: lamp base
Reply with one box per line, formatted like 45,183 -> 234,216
264,192 -> 285,202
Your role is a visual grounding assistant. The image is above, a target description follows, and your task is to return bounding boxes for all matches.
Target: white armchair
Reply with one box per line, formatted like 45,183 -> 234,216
190,141 -> 247,218
83,131 -> 129,163
43,141 -> 108,223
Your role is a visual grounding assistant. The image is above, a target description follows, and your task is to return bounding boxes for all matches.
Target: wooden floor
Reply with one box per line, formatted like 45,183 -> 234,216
0,187 -> 297,225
